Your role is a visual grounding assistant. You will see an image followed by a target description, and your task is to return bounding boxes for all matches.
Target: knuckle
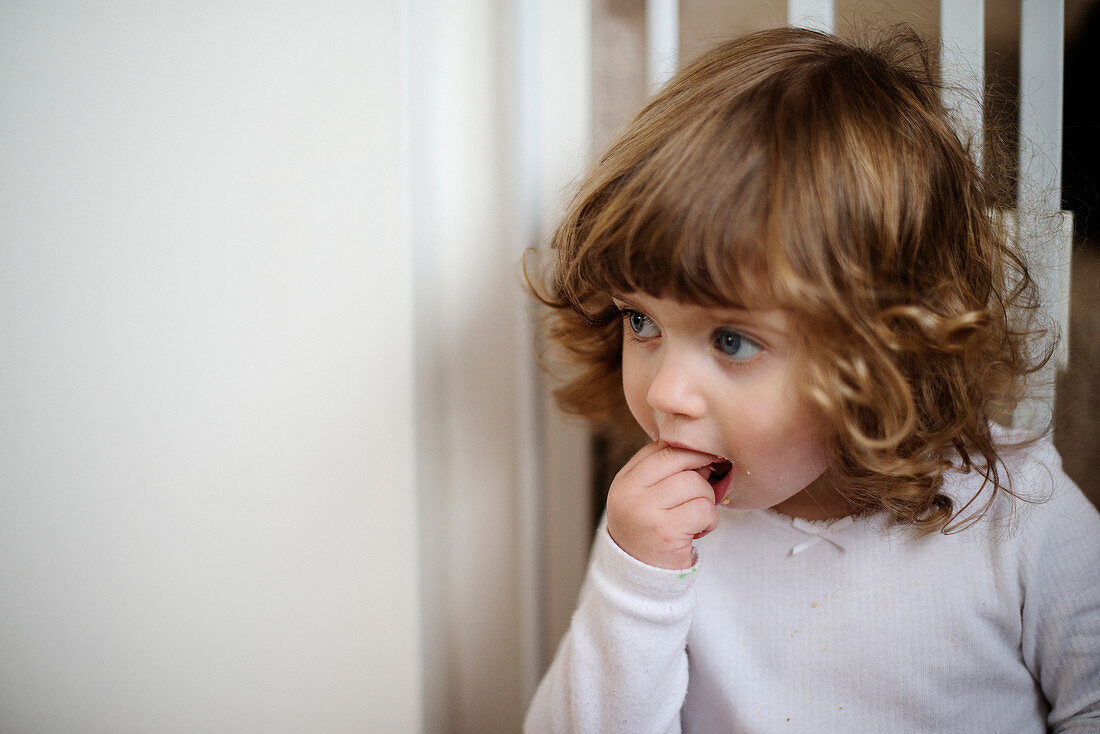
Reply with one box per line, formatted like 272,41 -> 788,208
654,443 -> 681,463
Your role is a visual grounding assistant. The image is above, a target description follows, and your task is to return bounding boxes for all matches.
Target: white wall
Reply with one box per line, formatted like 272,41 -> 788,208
410,1 -> 593,730
410,2 -> 528,729
0,2 -> 421,732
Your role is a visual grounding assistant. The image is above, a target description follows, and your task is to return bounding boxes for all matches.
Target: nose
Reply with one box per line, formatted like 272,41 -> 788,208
645,347 -> 707,420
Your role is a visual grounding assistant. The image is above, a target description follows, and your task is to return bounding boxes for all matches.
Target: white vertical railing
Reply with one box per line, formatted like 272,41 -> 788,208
940,0 -> 985,165
1019,0 -> 1066,215
1014,0 -> 1072,431
646,0 -> 680,92
788,0 -> 835,33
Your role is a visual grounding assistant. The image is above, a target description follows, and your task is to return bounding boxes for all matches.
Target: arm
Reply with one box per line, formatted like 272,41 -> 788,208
525,442 -> 720,734
1016,444 -> 1100,731
523,520 -> 698,734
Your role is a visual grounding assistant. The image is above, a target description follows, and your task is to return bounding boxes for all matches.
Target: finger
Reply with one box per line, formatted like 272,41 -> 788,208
623,442 -> 722,489
649,494 -> 720,544
676,496 -> 719,534
615,440 -> 665,477
606,470 -> 711,533
619,441 -> 721,480
662,495 -> 720,542
644,470 -> 714,510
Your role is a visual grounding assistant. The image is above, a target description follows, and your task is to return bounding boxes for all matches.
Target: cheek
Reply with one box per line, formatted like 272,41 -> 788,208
740,398 -> 828,465
792,429 -> 830,476
621,351 -> 656,436
777,407 -> 831,474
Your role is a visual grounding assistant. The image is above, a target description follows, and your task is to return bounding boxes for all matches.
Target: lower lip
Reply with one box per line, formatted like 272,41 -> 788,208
712,471 -> 733,506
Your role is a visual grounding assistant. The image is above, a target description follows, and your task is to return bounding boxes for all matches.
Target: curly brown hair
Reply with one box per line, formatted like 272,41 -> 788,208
530,26 -> 1049,532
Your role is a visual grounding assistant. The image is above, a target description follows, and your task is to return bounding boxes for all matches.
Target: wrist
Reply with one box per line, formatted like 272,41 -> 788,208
606,523 -> 698,571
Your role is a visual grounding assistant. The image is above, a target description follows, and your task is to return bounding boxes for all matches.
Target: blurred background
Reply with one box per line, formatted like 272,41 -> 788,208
0,1 -> 1094,732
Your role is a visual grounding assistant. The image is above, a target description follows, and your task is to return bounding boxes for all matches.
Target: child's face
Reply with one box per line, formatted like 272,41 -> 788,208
612,292 -> 847,521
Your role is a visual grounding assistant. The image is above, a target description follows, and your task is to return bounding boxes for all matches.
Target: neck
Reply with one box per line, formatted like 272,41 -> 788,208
769,470 -> 857,522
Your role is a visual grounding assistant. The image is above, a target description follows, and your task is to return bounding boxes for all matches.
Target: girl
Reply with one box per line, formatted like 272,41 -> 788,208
524,27 -> 1100,733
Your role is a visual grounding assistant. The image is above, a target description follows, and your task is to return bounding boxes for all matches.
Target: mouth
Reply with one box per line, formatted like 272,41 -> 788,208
698,459 -> 734,505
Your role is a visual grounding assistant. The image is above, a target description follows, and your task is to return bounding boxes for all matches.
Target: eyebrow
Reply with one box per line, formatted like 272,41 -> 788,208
610,292 -> 754,317
608,293 -> 633,307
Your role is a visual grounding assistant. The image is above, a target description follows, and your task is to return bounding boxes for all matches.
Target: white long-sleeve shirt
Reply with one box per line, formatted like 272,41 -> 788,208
525,434 -> 1100,733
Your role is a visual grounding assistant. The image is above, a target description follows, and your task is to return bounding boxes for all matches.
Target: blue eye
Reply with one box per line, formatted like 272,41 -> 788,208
624,310 -> 660,338
715,330 -> 762,360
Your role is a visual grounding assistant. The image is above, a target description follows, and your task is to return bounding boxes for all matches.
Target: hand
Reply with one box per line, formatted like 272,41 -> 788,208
605,441 -> 721,570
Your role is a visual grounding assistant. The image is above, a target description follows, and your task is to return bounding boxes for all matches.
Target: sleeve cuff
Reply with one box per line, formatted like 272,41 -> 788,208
588,518 -> 701,609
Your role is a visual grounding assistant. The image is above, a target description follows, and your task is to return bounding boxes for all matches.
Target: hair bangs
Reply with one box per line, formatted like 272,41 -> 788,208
559,102 -> 786,314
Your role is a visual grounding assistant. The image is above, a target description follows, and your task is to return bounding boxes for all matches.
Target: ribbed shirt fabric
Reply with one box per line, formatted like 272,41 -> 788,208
525,433 -> 1100,733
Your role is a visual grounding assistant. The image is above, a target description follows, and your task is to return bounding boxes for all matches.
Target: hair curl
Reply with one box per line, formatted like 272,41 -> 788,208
529,27 -> 1049,532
